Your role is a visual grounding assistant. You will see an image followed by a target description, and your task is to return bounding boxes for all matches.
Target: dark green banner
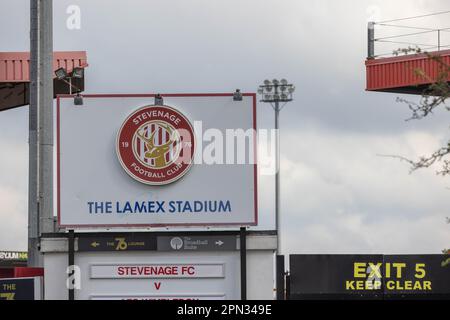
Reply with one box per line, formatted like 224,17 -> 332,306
0,251 -> 27,267
0,278 -> 40,300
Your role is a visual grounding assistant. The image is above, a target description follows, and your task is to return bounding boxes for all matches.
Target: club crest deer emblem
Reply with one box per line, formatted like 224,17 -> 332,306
136,123 -> 178,168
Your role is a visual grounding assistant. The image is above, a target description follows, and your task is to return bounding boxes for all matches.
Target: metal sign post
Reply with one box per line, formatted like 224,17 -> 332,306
276,255 -> 285,300
240,227 -> 247,300
68,230 -> 75,300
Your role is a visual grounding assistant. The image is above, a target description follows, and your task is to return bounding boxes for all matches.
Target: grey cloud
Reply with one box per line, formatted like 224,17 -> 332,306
1,0 -> 449,253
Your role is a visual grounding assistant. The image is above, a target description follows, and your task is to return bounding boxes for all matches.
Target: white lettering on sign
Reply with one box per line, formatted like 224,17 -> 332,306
91,294 -> 226,300
90,264 -> 225,279
0,252 -> 27,260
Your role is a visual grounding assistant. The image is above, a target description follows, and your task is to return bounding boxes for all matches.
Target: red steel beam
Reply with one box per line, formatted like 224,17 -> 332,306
366,50 -> 450,94
0,51 -> 88,83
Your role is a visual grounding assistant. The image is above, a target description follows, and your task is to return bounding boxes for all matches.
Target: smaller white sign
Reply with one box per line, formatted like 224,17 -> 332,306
91,294 -> 226,300
90,263 -> 225,279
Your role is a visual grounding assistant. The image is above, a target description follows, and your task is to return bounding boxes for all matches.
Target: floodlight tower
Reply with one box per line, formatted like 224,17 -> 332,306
258,79 -> 295,255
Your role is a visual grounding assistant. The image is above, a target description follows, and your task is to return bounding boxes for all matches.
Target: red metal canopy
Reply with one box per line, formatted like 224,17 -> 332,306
0,51 -> 88,111
366,50 -> 450,95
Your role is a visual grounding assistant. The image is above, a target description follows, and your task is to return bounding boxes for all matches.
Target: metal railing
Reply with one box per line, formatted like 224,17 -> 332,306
368,19 -> 450,59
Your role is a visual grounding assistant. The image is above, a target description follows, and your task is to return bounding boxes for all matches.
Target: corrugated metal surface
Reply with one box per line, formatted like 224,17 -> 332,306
0,51 -> 87,112
366,49 -> 450,92
0,51 -> 87,82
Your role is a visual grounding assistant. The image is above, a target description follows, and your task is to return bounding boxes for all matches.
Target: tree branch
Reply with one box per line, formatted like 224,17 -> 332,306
378,142 -> 450,175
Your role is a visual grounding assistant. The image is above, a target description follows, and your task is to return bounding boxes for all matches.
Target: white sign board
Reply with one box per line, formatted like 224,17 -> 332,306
90,263 -> 225,279
43,237 -> 277,300
57,94 -> 258,228
44,251 -> 241,300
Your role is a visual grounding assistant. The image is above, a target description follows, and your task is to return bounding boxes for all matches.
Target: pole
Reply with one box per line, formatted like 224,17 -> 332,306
368,22 -> 375,59
28,0 -> 40,267
240,227 -> 247,300
29,0 -> 54,266
285,272 -> 290,300
259,79 -> 294,300
438,30 -> 441,51
68,230 -> 75,300
37,0 -> 55,236
276,255 -> 285,300
274,99 -> 283,297
274,100 -> 280,255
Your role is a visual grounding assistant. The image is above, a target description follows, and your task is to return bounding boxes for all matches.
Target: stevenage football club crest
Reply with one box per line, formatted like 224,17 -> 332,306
116,105 -> 195,185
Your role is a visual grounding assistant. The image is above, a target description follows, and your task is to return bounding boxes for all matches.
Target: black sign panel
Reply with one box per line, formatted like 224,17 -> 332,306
290,254 -> 384,299
77,234 -> 239,252
157,235 -> 237,251
78,234 -> 157,252
0,278 -> 38,300
0,251 -> 27,267
289,254 -> 450,300
383,255 -> 450,298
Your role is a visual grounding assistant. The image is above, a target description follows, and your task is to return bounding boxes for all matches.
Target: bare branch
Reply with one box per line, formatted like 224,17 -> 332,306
378,142 -> 450,175
395,51 -> 449,121
390,48 -> 450,257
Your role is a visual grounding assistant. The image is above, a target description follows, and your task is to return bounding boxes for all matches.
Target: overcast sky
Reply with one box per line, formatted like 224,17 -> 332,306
0,0 -> 449,254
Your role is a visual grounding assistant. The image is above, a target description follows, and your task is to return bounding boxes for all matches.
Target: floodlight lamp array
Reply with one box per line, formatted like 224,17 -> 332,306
258,79 -> 295,102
